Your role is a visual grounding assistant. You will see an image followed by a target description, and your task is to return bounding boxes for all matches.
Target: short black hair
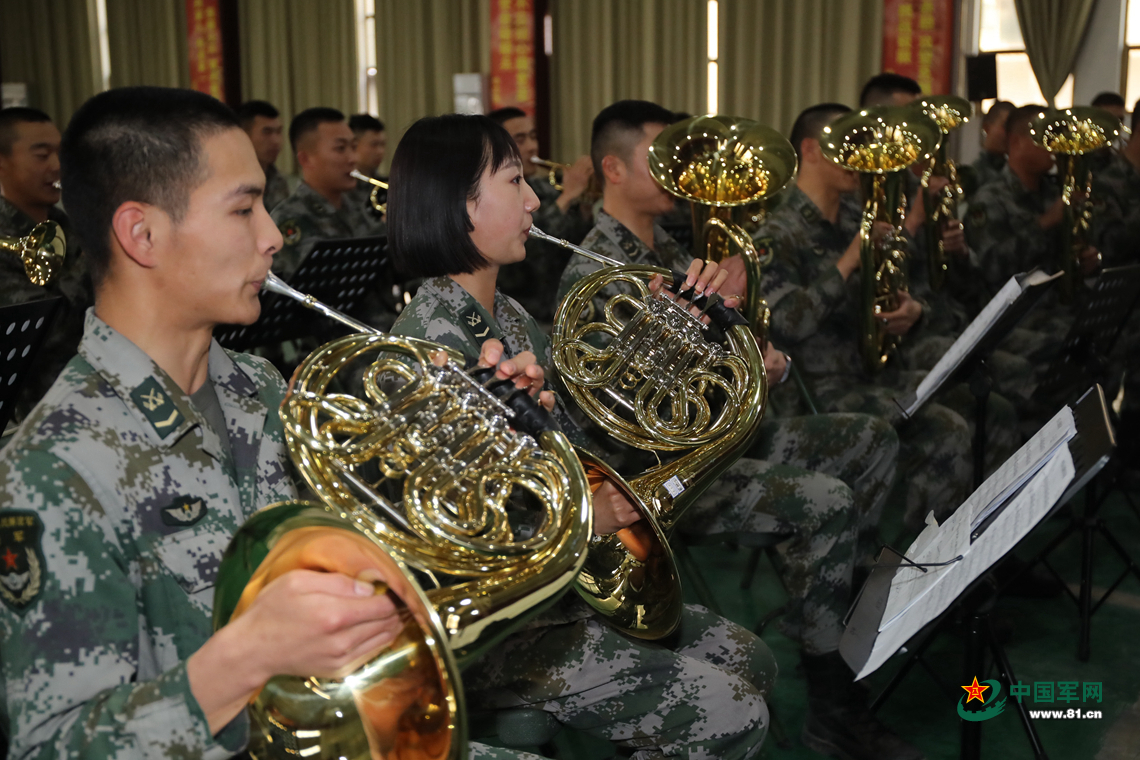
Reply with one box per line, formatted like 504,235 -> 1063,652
590,99 -> 676,183
0,107 -> 53,155
387,114 -> 522,278
60,86 -> 240,288
982,100 -> 1015,126
487,107 -> 528,125
859,73 -> 922,107
288,107 -> 345,154
789,103 -> 851,159
235,100 -> 279,130
1006,104 -> 1046,140
348,113 -> 385,134
1092,92 -> 1126,109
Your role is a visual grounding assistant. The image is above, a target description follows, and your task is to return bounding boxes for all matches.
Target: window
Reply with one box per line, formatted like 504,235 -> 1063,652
978,0 -> 1072,109
354,0 -> 379,115
93,0 -> 111,92
1124,0 -> 1140,110
707,0 -> 718,114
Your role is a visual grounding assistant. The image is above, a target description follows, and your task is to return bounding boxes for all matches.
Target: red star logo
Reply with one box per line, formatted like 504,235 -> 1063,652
962,676 -> 990,704
2,547 -> 18,571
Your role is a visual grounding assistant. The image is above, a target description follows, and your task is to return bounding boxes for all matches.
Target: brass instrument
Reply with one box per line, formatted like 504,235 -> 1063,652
530,157 -> 571,191
819,107 -> 941,373
530,225 -> 767,640
1029,107 -> 1120,302
351,169 -> 389,215
910,96 -> 973,291
1,220 -> 66,286
214,273 -> 592,760
647,115 -> 798,345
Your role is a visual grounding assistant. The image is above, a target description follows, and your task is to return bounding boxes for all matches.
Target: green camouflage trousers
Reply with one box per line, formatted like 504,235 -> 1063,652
463,604 -> 773,759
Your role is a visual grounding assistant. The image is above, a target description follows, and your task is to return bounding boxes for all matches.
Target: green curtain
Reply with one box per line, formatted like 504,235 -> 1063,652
0,0 -> 100,126
549,0 -> 706,159
106,0 -> 190,89
718,0 -> 882,136
373,0 -> 490,169
1013,0 -> 1097,108
240,0 -> 358,174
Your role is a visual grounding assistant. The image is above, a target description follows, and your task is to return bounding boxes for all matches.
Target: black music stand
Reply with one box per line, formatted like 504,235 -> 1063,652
844,388 -> 1114,760
0,298 -> 62,434
216,236 -> 389,352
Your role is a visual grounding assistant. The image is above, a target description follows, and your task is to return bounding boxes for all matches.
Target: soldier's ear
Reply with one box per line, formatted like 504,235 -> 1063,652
109,201 -> 162,270
601,154 -> 624,186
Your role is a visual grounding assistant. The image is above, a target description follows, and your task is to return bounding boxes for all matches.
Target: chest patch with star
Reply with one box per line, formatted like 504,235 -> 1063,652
281,220 -> 302,245
0,511 -> 45,613
130,377 -> 184,438
161,496 -> 209,527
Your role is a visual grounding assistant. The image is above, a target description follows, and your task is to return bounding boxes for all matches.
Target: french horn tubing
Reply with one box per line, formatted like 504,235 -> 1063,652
351,169 -> 389,216
530,157 -> 571,191
1,220 -> 66,287
213,273 -> 592,760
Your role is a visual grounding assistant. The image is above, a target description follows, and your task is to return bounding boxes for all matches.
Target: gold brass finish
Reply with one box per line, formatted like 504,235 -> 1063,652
214,274 -> 592,759
819,107 -> 941,373
351,170 -> 389,215
1029,107 -> 1120,302
909,96 -> 973,291
530,157 -> 571,191
1,220 -> 66,286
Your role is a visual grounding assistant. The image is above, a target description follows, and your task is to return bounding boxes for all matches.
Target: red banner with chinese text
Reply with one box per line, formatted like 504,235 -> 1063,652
490,0 -> 535,115
882,0 -> 955,95
187,0 -> 224,101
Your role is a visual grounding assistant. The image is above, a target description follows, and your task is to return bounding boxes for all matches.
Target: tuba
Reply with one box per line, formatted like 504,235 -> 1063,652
531,225 -> 767,640
351,170 -> 389,216
909,96 -> 972,291
213,274 -> 592,760
1029,107 -> 1120,302
819,107 -> 941,373
648,115 -> 799,345
2,220 -> 66,286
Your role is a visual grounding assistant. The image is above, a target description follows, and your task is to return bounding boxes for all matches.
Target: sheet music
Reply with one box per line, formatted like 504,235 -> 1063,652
855,445 -> 1075,679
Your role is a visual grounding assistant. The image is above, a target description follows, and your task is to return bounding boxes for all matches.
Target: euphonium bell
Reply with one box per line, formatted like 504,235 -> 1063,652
909,96 -> 972,291
1,220 -> 66,286
818,106 -> 941,373
1029,107 -> 1120,302
351,169 -> 389,215
648,115 -> 798,344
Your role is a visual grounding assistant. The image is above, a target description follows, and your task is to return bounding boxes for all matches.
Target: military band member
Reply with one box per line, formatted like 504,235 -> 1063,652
388,112 -> 776,760
859,72 -> 922,108
348,113 -> 388,219
970,101 -> 1015,194
0,86 -> 549,760
236,100 -> 289,213
270,107 -> 384,279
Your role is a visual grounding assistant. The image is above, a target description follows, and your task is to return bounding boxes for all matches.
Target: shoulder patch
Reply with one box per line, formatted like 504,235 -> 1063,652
0,511 -> 45,613
162,496 -> 209,527
281,220 -> 302,245
968,204 -> 987,228
130,377 -> 184,438
799,204 -> 819,223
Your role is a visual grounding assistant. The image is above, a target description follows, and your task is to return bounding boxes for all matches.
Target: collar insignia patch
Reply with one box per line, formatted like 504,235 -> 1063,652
131,377 -> 184,438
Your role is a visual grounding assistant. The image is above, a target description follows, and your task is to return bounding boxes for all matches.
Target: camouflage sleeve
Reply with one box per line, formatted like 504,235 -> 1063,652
1,449 -> 245,760
963,197 -> 1023,289
760,234 -> 849,347
389,298 -> 481,366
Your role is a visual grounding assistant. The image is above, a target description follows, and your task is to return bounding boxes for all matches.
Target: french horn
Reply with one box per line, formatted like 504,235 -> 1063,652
819,106 -> 941,373
214,273 -> 592,760
1029,107 -> 1120,302
352,169 -> 389,216
909,96 -> 972,291
1,220 -> 66,286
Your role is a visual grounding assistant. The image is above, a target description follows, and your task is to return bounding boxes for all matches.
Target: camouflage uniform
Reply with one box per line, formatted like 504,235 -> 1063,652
1091,151 -> 1140,266
392,276 -> 774,758
555,211 -> 898,650
0,197 -> 91,423
262,163 -> 290,214
499,176 -> 592,324
269,181 -> 385,279
970,151 -> 1006,195
756,186 -> 974,528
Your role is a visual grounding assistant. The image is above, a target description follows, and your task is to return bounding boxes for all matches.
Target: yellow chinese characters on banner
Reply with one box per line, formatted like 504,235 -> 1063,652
490,0 -> 535,114
187,0 -> 224,101
882,0 -> 954,95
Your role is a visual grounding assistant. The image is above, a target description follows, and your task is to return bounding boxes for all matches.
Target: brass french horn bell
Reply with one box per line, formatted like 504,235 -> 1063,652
351,169 -> 389,215
1,220 -> 66,286
818,106 -> 941,372
648,115 -> 798,343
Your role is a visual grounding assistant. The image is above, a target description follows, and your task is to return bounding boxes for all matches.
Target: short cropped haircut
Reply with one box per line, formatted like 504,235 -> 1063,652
387,114 -> 522,278
348,113 -> 385,134
789,103 -> 852,160
0,107 -> 53,155
859,73 -> 922,107
288,107 -> 345,155
487,107 -> 528,125
1092,92 -> 1125,109
60,86 -> 240,288
235,100 -> 279,130
982,100 -> 1015,127
1006,104 -> 1046,140
590,99 -> 676,183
